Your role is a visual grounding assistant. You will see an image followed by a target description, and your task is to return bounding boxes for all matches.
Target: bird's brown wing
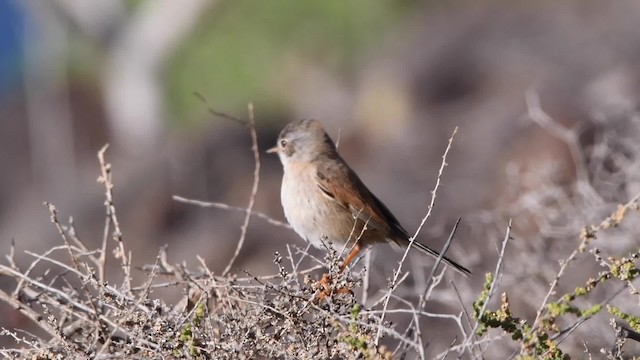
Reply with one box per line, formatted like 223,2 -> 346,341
314,157 -> 409,240
314,156 -> 471,277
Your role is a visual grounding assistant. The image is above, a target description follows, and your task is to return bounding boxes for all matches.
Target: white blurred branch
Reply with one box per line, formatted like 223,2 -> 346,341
53,0 -> 126,41
103,0 -> 214,154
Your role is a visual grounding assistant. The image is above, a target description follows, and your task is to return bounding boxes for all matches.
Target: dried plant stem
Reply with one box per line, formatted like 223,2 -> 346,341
172,195 -> 290,228
222,104 -> 260,276
182,96 -> 263,276
44,203 -> 103,341
97,247 -> 164,356
466,220 -> 512,357
375,126 -> 459,345
97,144 -> 131,293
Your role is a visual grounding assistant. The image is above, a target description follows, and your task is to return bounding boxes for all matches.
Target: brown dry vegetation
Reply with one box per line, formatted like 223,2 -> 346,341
0,101 -> 639,359
3,2 -> 640,359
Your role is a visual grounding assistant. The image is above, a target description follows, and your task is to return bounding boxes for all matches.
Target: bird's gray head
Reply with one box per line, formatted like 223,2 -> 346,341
267,119 -> 337,166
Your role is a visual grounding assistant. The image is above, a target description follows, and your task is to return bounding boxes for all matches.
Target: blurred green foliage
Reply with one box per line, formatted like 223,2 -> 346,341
165,0 -> 415,125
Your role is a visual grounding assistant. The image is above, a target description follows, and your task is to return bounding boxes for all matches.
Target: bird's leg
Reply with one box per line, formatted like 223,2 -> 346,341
316,242 -> 362,300
340,242 -> 362,272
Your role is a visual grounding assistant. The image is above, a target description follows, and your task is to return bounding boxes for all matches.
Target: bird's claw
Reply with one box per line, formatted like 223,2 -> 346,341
313,273 -> 354,301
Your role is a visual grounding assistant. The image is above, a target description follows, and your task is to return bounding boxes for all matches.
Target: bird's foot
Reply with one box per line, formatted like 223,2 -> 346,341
314,273 -> 354,301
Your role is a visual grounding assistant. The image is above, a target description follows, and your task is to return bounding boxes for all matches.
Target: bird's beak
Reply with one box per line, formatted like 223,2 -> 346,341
266,145 -> 279,154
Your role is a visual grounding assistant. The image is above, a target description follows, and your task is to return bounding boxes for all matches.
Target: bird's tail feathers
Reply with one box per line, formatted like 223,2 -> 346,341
410,240 -> 471,277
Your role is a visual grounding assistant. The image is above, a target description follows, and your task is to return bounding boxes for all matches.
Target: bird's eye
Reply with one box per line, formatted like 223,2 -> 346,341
279,139 -> 288,147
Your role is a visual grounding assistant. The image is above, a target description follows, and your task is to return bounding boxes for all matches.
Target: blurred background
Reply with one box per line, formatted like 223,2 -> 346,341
1,0 -> 640,357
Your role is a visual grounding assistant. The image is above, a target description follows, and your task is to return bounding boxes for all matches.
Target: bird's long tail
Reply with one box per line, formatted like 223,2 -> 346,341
410,240 -> 471,277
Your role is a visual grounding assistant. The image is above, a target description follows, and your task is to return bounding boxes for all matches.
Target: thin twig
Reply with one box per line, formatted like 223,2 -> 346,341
221,103 -> 260,276
466,220 -> 512,355
193,92 -> 247,126
362,251 -> 372,305
44,203 -> 103,337
184,96 -> 263,276
533,192 -> 640,328
451,281 -> 482,360
97,144 -> 131,293
97,246 -> 164,356
435,334 -> 506,359
172,195 -> 290,228
0,287 -> 59,340
375,126 -> 459,345
420,217 -> 461,307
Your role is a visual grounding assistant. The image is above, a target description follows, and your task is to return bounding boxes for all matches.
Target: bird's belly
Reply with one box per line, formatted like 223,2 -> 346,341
281,174 -> 355,249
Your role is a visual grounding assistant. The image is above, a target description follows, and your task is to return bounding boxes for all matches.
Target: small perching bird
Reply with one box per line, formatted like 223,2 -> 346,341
267,119 -> 471,278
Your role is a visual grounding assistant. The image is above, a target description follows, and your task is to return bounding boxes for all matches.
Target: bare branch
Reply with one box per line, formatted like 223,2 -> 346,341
221,103 -> 261,276
466,219 -> 512,355
375,126 -> 459,345
172,195 -> 290,229
97,144 -> 131,293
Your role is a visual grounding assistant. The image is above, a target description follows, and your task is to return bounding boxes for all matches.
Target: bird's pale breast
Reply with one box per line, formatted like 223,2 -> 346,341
281,162 -> 369,249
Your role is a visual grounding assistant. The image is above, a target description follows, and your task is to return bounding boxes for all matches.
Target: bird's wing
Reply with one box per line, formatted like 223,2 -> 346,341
314,157 -> 409,239
314,156 -> 471,277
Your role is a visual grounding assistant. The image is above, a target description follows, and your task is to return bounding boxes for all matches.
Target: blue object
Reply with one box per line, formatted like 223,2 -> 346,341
0,0 -> 25,98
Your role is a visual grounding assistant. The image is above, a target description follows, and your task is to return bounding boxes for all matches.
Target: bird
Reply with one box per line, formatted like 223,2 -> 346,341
267,119 -> 471,278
